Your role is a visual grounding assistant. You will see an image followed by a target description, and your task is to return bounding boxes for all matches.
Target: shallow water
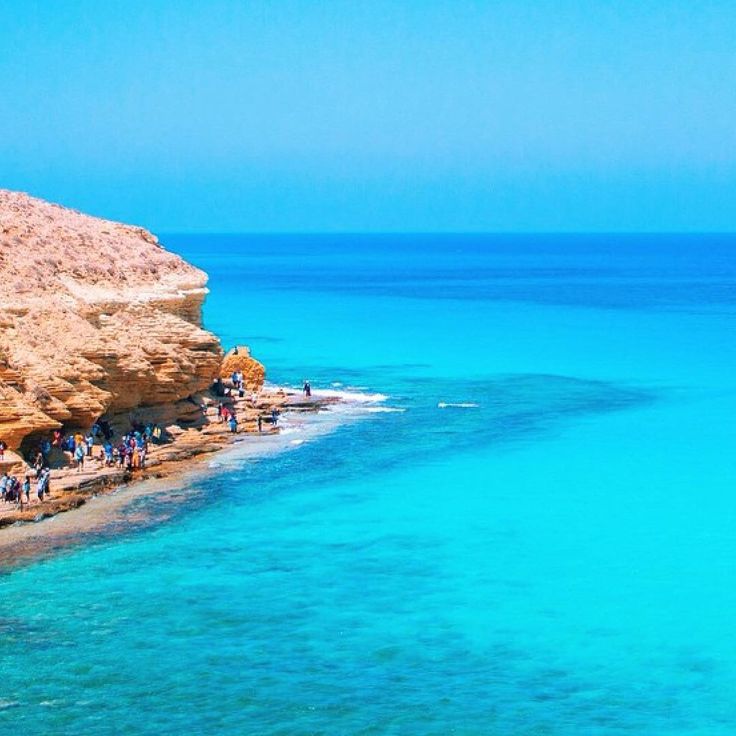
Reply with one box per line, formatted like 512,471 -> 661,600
2,234 -> 736,734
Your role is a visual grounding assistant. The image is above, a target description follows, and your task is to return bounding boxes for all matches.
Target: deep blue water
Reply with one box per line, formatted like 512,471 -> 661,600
2,234 -> 736,734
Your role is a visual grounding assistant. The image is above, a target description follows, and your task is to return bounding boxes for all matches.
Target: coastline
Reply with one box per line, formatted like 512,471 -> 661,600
0,192 -> 392,573
0,385 -> 336,569
0,386 -> 387,571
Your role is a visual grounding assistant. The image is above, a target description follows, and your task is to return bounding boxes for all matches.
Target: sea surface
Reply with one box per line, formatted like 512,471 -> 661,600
2,234 -> 736,735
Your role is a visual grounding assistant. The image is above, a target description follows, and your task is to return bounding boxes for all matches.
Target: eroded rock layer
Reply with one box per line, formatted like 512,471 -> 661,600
0,190 -> 242,451
220,347 -> 266,392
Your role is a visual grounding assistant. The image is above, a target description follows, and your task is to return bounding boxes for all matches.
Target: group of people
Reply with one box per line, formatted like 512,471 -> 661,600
37,420 -> 163,473
213,371 -> 248,398
214,370 -> 286,434
216,402 -> 240,433
0,430 -> 58,509
103,423 -> 163,471
1,372 -> 309,511
212,375 -> 252,401
231,370 -> 245,393
0,417 -> 167,511
49,429 -> 97,472
216,401 -> 280,435
0,466 -> 51,509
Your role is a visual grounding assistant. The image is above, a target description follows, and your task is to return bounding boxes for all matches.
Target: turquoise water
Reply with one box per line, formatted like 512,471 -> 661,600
3,234 -> 736,734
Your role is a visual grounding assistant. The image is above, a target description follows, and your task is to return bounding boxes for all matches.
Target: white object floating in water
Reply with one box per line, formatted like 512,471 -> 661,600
437,402 -> 479,409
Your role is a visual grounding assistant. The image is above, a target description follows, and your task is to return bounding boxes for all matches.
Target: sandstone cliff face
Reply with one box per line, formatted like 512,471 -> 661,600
0,190 -> 232,452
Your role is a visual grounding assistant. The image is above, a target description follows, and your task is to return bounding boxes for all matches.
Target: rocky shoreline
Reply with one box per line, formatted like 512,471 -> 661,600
0,190 -> 342,562
0,383 -> 341,567
0,384 -> 338,528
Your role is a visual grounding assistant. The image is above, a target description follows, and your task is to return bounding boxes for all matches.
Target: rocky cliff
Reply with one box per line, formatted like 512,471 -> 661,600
0,190 -> 262,454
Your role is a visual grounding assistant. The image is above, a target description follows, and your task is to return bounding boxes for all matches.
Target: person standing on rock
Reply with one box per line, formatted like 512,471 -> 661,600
257,415 -> 262,433
74,442 -> 85,472
34,451 -> 44,477
10,476 -> 20,505
22,475 -> 31,505
0,438 -> 6,462
85,432 -> 94,458
229,415 -> 238,434
64,434 -> 75,464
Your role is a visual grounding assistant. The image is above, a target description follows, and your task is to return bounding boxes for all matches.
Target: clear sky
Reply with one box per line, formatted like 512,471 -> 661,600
1,0 -> 734,232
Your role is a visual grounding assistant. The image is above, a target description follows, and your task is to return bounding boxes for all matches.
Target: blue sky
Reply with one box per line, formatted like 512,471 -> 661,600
1,0 -> 734,232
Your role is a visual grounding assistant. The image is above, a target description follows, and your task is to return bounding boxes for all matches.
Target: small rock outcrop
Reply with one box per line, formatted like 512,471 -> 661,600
0,190 -> 249,453
220,346 -> 266,391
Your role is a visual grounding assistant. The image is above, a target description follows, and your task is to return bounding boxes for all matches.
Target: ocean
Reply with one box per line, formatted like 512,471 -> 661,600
2,234 -> 736,734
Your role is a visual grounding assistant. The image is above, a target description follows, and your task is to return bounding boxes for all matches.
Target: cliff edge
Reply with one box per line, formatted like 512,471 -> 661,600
0,190 -> 257,454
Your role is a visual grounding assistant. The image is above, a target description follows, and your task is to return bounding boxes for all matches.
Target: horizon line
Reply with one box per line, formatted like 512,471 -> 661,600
157,230 -> 736,237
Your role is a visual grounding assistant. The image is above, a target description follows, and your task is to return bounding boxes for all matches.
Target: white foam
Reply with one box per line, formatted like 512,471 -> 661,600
438,402 -> 479,409
362,406 -> 406,413
203,384 -> 394,470
311,388 -> 389,404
